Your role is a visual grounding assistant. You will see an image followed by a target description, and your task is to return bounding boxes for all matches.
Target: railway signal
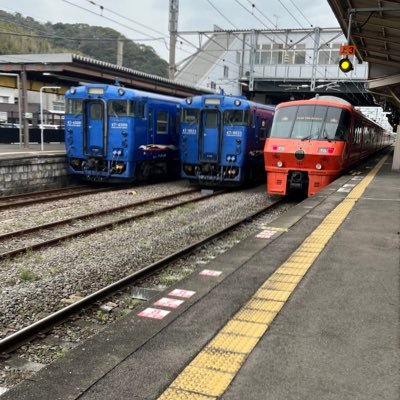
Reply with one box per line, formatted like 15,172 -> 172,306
338,45 -> 356,74
339,57 -> 353,73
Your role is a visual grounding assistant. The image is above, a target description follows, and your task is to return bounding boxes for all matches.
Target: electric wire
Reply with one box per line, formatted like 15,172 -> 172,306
235,0 -> 369,105
288,0 -> 314,27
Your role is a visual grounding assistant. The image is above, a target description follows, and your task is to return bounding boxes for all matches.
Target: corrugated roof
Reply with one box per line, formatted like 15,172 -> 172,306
0,53 -> 212,94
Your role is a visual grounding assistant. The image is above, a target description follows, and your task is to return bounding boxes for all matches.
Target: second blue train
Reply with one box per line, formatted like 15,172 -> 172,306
179,94 -> 275,186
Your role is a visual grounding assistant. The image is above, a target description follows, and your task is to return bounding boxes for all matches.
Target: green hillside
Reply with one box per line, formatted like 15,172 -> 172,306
0,10 -> 169,78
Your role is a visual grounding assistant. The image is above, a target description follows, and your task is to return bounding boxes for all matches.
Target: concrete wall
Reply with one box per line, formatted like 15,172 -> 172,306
0,155 -> 71,196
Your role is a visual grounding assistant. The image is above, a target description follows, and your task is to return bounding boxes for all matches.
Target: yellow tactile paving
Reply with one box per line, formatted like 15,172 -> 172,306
207,333 -> 259,354
221,320 -> 268,338
234,308 -> 277,325
276,266 -> 308,276
268,273 -> 304,284
158,388 -> 216,400
254,288 -> 292,302
298,243 -> 325,252
260,280 -> 298,291
156,155 -> 388,400
172,366 -> 233,397
190,348 -> 246,373
245,298 -> 285,313
285,252 -> 319,264
280,261 -> 313,270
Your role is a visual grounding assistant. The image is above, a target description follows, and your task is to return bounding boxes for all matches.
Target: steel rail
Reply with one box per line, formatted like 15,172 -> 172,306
0,186 -> 122,211
0,199 -> 282,354
0,185 -> 88,201
0,189 -> 222,260
0,188 -> 198,241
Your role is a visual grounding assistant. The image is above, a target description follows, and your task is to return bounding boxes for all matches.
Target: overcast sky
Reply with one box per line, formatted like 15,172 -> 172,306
0,0 -> 339,61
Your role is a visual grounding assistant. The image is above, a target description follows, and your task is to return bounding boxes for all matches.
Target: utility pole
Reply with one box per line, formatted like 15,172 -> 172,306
310,27 -> 320,92
117,37 -> 124,66
20,66 -> 29,148
168,0 -> 179,80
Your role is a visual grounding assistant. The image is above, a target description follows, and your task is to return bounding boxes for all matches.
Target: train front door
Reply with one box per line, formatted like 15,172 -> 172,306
199,109 -> 222,162
84,100 -> 106,156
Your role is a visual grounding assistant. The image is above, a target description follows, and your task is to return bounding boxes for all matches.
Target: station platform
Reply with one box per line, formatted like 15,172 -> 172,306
0,143 -> 65,160
1,151 -> 399,400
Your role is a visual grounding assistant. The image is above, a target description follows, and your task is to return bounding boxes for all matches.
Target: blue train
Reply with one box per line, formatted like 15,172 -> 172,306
179,94 -> 275,185
64,84 -> 181,182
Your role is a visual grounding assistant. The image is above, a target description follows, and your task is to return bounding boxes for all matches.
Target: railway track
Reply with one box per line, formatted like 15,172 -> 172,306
0,185 -> 121,211
0,198 -> 283,355
0,188 -> 220,260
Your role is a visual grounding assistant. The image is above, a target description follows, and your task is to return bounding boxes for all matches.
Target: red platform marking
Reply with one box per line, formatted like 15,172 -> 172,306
256,230 -> 276,239
137,307 -> 170,319
154,297 -> 184,309
199,269 -> 222,277
169,289 -> 196,298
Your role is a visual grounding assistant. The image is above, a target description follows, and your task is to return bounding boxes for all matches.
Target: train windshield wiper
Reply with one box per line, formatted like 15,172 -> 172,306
301,135 -> 311,141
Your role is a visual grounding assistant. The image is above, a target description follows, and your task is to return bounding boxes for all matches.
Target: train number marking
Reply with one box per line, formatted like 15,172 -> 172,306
226,130 -> 242,137
199,269 -> 222,277
182,128 -> 197,135
137,307 -> 171,319
153,297 -> 185,309
256,230 -> 277,239
169,289 -> 196,298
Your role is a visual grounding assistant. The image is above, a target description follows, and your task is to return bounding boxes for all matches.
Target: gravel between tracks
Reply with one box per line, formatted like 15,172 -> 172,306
0,181 -> 295,392
0,181 -> 286,336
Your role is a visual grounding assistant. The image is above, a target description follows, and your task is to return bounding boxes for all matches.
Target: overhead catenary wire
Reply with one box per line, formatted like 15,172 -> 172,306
232,0 -> 368,105
61,0 -> 167,46
288,0 -> 314,27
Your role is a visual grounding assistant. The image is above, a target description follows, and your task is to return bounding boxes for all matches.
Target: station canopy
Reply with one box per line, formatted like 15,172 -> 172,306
0,53 -> 209,98
328,0 -> 400,126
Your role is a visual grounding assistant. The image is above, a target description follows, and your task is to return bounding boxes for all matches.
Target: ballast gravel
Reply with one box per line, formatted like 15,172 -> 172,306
0,181 -> 294,392
0,182 -> 283,332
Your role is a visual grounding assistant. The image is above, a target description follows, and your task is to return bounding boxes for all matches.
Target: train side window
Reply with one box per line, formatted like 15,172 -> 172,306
157,110 -> 168,134
257,118 -> 270,139
137,102 -> 145,118
66,99 -> 83,116
148,108 -> 153,130
127,100 -> 136,116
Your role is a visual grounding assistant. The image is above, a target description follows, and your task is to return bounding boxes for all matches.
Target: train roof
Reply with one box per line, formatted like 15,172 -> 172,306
183,94 -> 275,111
276,96 -> 354,110
65,84 -> 181,104
276,95 -> 386,130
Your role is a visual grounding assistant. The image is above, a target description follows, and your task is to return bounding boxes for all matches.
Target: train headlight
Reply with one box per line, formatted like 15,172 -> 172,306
315,163 -> 322,170
186,98 -> 192,105
118,88 -> 125,96
234,99 -> 241,106
277,161 -> 283,168
70,87 -> 76,95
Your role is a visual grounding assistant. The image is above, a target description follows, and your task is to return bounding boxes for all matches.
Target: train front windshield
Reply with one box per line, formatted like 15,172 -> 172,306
270,105 -> 350,141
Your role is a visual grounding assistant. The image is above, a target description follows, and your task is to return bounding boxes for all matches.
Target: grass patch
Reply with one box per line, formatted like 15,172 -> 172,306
19,267 -> 37,282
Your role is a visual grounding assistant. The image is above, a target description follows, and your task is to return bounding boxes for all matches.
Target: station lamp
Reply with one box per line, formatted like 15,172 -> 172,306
339,56 -> 353,73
